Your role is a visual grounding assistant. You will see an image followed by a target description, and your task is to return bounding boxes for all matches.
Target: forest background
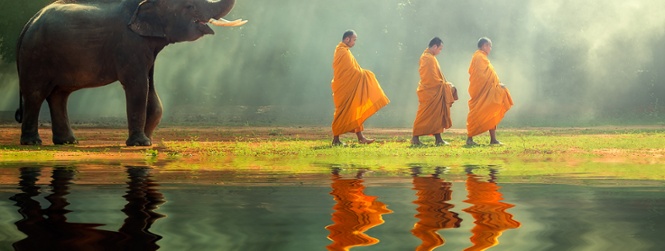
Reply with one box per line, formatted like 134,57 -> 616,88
1,0 -> 663,128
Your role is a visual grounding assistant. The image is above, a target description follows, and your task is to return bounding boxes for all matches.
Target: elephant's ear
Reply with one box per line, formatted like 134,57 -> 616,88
128,0 -> 166,38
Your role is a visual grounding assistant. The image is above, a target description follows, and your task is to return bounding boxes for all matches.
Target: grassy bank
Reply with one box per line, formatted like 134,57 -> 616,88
2,126 -> 664,181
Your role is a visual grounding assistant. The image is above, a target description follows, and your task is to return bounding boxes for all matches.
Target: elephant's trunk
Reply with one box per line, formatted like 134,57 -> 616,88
207,0 -> 236,20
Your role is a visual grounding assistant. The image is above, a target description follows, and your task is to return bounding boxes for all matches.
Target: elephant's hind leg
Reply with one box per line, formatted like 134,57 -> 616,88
47,88 -> 77,144
20,92 -> 46,145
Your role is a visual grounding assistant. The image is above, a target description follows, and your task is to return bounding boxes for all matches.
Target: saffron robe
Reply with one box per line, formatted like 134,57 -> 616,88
466,50 -> 513,137
331,42 -> 390,136
412,49 -> 455,137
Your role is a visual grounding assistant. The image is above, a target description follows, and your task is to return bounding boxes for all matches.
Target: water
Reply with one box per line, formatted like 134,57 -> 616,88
1,163 -> 664,251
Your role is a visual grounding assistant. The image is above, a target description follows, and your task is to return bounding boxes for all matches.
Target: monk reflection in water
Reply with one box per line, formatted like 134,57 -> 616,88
463,167 -> 520,251
326,169 -> 393,251
411,167 -> 462,251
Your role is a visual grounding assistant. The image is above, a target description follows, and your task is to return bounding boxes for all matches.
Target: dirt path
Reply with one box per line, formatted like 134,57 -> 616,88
2,124 -> 663,162
0,125 -> 421,145
3,123 -> 663,147
0,125 -> 433,161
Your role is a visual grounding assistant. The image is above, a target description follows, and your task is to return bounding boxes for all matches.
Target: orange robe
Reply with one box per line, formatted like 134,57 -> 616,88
331,42 -> 390,136
463,173 -> 521,251
466,50 -> 513,137
325,175 -> 392,251
411,175 -> 461,251
413,49 -> 455,136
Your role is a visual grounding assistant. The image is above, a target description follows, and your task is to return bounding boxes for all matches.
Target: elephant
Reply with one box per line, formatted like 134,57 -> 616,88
14,0 -> 245,146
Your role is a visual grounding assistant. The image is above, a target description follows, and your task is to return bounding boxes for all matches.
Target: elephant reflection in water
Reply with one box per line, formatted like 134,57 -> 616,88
9,166 -> 165,251
325,168 -> 393,251
463,166 -> 521,251
410,166 -> 462,251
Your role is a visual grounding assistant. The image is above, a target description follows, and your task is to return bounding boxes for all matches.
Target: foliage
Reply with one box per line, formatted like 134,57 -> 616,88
0,1 -> 663,127
0,0 -> 52,63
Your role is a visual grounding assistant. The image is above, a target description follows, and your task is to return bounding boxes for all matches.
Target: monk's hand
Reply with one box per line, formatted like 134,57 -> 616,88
450,83 -> 459,101
209,18 -> 248,27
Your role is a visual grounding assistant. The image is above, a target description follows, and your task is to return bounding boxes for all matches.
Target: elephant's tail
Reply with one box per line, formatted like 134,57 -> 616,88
15,92 -> 22,123
14,5 -> 42,124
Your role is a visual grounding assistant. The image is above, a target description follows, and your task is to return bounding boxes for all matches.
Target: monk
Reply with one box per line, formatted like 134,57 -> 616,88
411,37 -> 456,146
466,37 -> 513,146
331,30 -> 390,146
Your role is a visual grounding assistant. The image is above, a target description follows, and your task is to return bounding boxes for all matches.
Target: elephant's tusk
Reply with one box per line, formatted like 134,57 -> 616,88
209,18 -> 248,27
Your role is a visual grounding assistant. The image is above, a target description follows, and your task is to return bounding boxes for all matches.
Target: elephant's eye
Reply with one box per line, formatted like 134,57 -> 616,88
186,4 -> 196,11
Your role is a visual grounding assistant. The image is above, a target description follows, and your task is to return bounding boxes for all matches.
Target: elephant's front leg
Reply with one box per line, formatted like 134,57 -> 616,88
123,80 -> 152,146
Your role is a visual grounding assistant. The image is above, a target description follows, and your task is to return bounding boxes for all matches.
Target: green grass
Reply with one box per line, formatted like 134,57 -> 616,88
0,148 -> 56,161
154,128 -> 665,181
2,128 -> 665,182
162,129 -> 665,160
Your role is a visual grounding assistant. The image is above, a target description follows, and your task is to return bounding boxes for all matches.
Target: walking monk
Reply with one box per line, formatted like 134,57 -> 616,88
331,30 -> 390,146
466,37 -> 513,146
411,37 -> 457,146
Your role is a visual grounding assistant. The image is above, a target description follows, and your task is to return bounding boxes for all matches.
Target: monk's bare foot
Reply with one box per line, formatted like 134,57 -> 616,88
411,137 -> 423,146
466,139 -> 478,146
436,140 -> 450,146
490,140 -> 503,145
332,139 -> 344,146
359,138 -> 375,144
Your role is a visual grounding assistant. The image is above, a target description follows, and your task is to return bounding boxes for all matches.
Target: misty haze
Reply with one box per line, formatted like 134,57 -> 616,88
1,0 -> 663,128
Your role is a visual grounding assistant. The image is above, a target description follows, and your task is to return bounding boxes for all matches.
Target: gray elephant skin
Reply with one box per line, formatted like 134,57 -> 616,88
15,0 -> 238,146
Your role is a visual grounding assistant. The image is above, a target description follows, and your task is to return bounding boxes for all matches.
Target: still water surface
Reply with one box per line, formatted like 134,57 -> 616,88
0,163 -> 664,251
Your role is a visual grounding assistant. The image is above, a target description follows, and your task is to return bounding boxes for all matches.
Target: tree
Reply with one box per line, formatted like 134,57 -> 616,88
0,0 -> 52,63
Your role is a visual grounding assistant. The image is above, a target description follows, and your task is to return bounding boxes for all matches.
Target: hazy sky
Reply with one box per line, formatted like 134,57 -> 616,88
1,0 -> 663,127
